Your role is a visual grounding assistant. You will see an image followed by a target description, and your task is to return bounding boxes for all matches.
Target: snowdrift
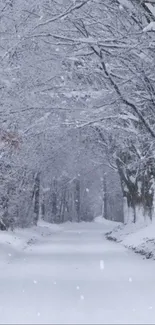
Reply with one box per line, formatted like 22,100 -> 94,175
106,220 -> 155,259
0,221 -> 62,266
94,215 -> 121,227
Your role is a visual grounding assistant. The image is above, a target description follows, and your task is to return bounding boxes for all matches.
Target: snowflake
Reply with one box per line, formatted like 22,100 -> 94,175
100,260 -> 104,270
80,295 -> 84,300
33,280 -> 37,284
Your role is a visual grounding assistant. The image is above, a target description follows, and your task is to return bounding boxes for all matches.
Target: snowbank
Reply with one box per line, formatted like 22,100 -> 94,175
106,220 -> 155,259
0,221 -> 62,266
94,215 -> 121,227
0,217 -> 119,266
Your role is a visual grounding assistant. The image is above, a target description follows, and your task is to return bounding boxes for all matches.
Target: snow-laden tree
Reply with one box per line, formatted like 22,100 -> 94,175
1,0 -> 155,228
31,0 -> 155,223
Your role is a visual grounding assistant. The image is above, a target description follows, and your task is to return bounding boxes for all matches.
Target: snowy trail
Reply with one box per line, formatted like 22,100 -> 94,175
0,222 -> 155,324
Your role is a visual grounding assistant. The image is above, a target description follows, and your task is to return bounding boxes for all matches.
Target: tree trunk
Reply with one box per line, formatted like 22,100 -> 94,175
52,191 -> 57,216
116,158 -> 138,223
33,172 -> 40,226
41,201 -> 45,220
116,158 -> 155,224
60,190 -> 66,223
74,178 -> 81,222
0,218 -> 7,231
103,173 -> 108,219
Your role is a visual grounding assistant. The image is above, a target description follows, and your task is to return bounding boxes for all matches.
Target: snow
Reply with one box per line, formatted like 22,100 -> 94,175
94,215 -> 121,227
145,3 -> 155,19
123,199 -> 147,224
143,22 -> 155,32
106,220 -> 155,259
100,259 -> 104,270
0,220 -> 62,267
118,0 -> 134,10
1,220 -> 155,323
119,4 -> 124,11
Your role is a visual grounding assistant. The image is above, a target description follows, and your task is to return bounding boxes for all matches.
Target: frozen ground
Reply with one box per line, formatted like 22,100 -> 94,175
1,219 -> 155,324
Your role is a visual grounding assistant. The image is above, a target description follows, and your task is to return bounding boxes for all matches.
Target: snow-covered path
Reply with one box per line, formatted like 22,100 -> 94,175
1,221 -> 155,324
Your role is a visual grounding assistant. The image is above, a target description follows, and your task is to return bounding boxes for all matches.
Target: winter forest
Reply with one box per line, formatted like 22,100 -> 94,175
1,0 -> 155,229
1,1 -> 155,323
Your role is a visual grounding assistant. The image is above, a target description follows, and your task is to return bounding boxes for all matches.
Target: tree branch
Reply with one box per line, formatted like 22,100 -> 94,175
91,47 -> 155,138
34,0 -> 91,30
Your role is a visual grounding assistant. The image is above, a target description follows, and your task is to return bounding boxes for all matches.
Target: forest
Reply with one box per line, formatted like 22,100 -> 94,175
1,2 -> 155,324
1,0 -> 155,229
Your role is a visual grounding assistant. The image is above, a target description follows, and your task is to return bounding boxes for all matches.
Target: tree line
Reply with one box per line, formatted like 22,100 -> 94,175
1,0 -> 155,229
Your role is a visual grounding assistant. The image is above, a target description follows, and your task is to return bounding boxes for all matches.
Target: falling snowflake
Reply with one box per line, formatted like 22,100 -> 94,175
86,188 -> 89,193
119,4 -> 124,10
80,295 -> 84,300
8,253 -> 12,257
53,281 -> 57,285
37,312 -> 41,317
129,277 -> 132,282
100,260 -> 104,270
33,280 -> 37,284
76,286 -> 80,290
